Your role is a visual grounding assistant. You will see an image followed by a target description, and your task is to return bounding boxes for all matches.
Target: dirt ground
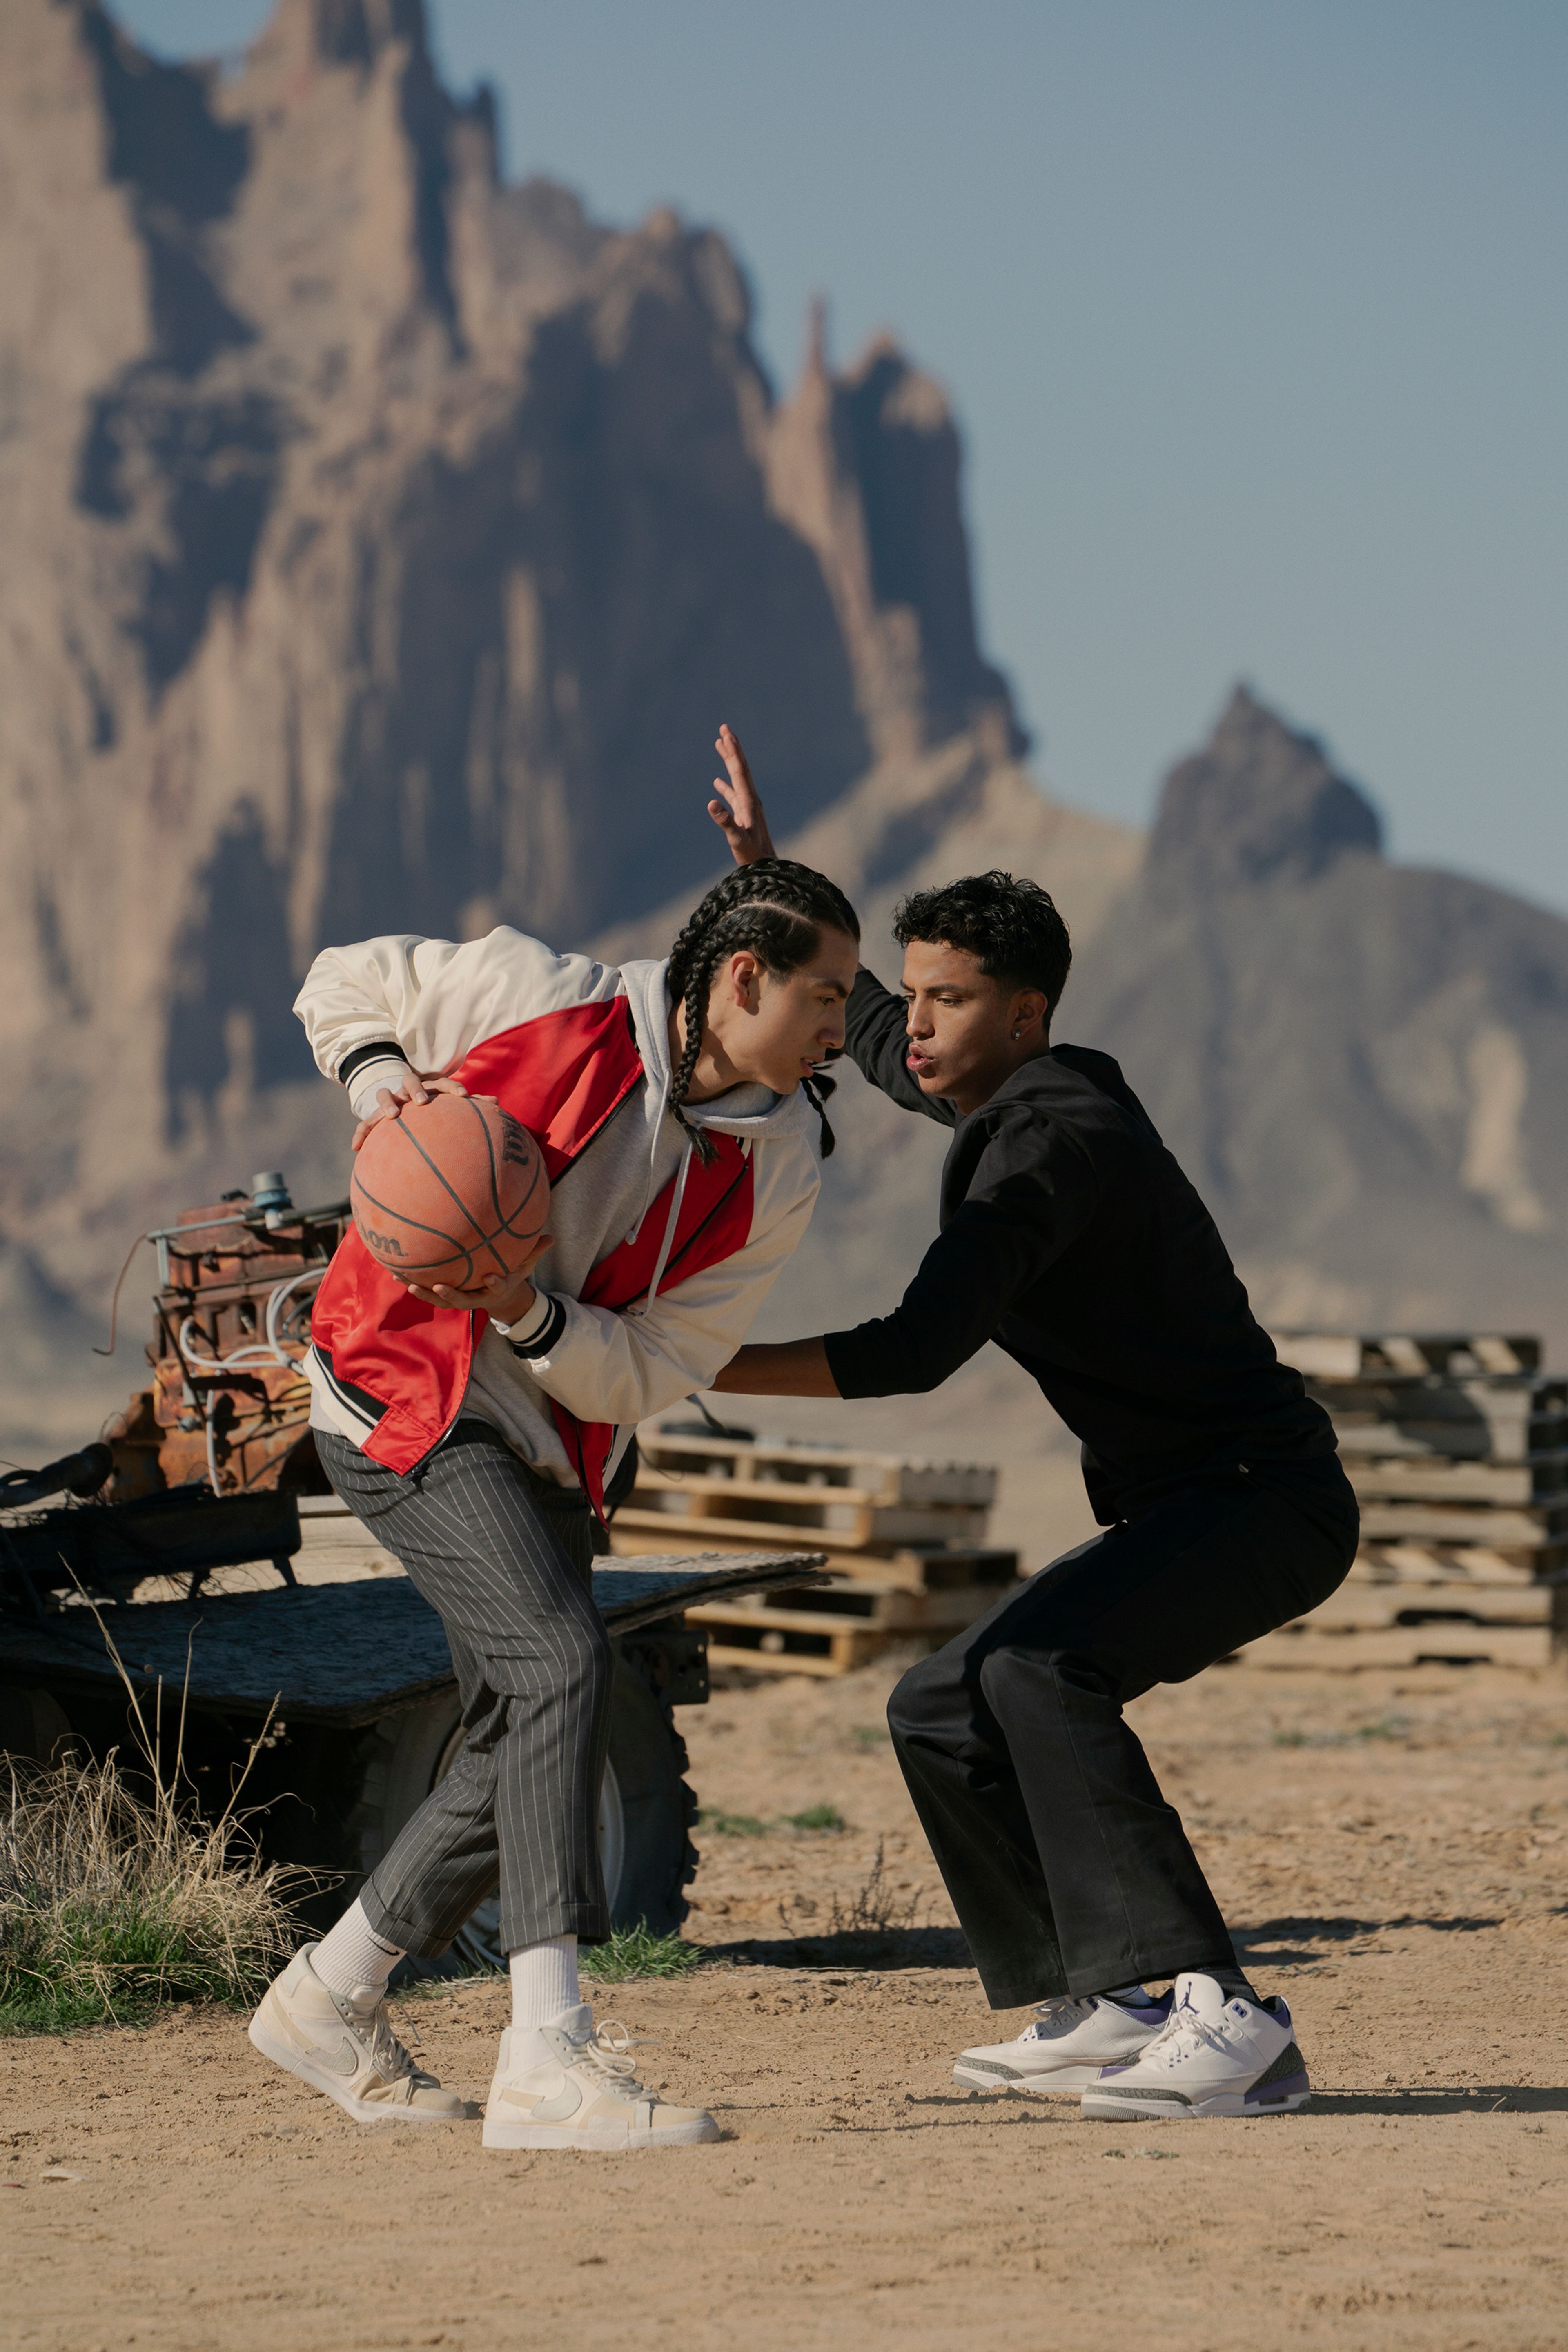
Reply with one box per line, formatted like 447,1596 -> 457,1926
5,1655 -> 1568,2352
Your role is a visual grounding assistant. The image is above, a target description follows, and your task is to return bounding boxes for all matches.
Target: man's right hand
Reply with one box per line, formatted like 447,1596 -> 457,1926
707,723 -> 777,866
351,1072 -> 468,1153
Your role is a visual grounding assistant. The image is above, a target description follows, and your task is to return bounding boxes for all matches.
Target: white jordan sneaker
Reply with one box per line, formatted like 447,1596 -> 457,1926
1080,1972 -> 1310,2119
481,2004 -> 720,2151
953,1990 -> 1174,2094
247,1945 -> 474,2124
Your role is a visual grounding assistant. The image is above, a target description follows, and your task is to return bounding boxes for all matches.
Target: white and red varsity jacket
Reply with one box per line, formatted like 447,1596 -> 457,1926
294,929 -> 823,1514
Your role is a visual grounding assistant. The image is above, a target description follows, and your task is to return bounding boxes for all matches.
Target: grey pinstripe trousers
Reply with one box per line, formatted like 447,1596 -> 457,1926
316,1421 -> 613,1957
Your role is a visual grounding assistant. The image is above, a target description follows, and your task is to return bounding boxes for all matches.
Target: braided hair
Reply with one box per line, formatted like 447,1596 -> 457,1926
664,859 -> 860,1160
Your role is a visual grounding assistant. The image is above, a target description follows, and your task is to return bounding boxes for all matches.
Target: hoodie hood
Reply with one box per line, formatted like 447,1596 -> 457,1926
619,956 -> 822,1149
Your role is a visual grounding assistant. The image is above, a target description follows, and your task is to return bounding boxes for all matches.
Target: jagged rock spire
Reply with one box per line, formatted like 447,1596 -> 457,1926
1147,685 -> 1382,902
765,314 -> 1025,766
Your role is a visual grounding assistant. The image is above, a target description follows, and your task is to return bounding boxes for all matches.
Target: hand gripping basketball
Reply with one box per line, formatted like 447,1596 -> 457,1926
350,1093 -> 552,1294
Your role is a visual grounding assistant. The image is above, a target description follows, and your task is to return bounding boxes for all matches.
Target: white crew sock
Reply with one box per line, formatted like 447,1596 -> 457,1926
1103,1983 -> 1160,2008
509,1935 -> 581,2033
312,1897 -> 405,2000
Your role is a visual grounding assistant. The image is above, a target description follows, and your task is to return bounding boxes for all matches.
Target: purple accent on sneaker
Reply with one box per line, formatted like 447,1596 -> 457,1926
1111,1990 -> 1174,2022
1245,2069 -> 1309,2107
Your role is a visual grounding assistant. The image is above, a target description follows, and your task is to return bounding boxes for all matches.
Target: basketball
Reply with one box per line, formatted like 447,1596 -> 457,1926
350,1094 -> 550,1290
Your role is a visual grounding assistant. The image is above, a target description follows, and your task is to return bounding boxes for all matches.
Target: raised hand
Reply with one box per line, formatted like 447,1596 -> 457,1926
707,722 -> 777,866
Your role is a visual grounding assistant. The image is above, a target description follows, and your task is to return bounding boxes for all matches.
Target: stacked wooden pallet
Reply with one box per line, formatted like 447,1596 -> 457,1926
1244,1331 -> 1568,1670
611,1421 -> 1018,1676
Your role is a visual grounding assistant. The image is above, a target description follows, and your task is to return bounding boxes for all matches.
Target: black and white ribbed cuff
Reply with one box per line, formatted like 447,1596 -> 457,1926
495,1291 -> 566,1359
339,1040 -> 410,1120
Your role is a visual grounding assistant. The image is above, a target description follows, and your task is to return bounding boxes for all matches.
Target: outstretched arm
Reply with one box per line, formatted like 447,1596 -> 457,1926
711,1336 -> 839,1396
715,1120 -> 1098,1399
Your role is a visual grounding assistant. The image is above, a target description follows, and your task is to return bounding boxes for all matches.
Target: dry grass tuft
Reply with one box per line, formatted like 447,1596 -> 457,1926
0,1593 -> 311,2034
0,1748 -> 307,2034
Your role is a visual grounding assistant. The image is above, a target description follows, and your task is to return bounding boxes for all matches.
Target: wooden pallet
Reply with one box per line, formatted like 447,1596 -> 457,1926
1351,1541 -> 1568,1588
608,1504 -> 1008,1574
637,1425 -> 998,1508
1252,1332 -> 1568,1670
621,1424 -> 996,1564
1352,1499 -> 1568,1546
691,1603 -> 891,1677
1331,1399 -> 1568,1467
613,1424 -> 1016,1618
1273,1331 -> 1543,1379
687,1566 -> 1016,1676
1285,1580 -> 1557,1631
1243,1623 -> 1553,1670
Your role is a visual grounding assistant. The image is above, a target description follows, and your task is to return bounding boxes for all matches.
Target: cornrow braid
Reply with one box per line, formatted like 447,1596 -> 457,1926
664,858 -> 860,1161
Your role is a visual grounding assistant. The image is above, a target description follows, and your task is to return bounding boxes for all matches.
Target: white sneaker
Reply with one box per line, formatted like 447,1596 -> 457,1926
481,2003 -> 720,2151
954,1991 -> 1174,2093
1080,1972 -> 1310,2119
248,1945 -> 474,2125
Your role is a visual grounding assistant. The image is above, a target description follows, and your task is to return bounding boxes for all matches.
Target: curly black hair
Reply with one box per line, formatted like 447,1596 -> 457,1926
893,870 -> 1072,1022
665,859 -> 860,1158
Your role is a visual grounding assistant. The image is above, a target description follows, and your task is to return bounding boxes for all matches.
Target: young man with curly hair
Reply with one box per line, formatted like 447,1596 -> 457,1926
707,735 -> 1357,2122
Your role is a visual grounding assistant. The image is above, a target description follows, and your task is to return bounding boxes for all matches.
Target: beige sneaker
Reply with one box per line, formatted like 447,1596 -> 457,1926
481,2003 -> 720,2150
248,1945 -> 474,2125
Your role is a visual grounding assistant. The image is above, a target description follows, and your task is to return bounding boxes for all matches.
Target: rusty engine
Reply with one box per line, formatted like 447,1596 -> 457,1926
109,1172 -> 349,1505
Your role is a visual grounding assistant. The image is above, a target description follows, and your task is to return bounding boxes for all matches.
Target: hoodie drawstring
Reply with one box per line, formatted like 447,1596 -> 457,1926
628,1142 -> 692,1317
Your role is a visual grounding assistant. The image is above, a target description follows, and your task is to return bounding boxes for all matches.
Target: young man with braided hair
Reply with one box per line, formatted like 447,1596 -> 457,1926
706,732 -> 1359,2122
248,819 -> 859,2148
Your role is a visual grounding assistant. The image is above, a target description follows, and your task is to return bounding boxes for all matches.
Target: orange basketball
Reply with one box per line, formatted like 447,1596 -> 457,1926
350,1094 -> 550,1290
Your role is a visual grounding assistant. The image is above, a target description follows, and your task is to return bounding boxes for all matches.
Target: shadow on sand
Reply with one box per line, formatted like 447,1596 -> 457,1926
702,1926 -> 972,1971
1308,2086 -> 1568,2116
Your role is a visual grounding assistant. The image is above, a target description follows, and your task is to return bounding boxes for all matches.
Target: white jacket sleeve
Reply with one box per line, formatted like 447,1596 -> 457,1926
293,928 -> 621,1108
520,1140 -> 820,1426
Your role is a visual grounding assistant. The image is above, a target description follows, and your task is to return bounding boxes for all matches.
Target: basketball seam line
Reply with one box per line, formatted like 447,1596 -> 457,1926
352,1124 -> 546,1282
391,1119 -> 508,1267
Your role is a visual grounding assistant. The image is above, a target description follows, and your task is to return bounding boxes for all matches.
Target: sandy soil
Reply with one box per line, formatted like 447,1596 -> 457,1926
5,1656 -> 1568,2352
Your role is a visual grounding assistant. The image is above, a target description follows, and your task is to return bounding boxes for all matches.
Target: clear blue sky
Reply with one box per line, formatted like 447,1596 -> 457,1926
119,1 -> 1568,912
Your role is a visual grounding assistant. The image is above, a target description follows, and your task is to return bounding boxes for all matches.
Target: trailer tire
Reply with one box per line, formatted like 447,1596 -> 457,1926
343,1651 -> 697,1975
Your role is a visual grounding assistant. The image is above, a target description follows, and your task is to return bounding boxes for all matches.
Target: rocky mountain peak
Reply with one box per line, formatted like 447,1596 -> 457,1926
289,0 -> 431,68
1147,685 -> 1383,903
765,314 -> 1025,766
0,0 -> 1028,1318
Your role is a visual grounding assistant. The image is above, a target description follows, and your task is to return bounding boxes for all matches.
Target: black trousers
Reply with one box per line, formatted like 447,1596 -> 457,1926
887,1455 -> 1358,2009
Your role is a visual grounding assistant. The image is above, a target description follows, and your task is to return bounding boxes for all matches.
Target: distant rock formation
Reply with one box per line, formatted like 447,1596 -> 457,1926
0,0 -> 1029,1322
764,306 -> 1025,769
1069,689 -> 1568,1340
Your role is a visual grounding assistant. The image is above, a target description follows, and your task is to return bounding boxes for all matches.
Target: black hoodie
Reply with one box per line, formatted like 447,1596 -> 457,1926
824,969 -> 1334,1526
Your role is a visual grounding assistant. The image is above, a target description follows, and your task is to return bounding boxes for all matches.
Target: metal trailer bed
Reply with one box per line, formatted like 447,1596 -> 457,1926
1,1476 -> 828,1964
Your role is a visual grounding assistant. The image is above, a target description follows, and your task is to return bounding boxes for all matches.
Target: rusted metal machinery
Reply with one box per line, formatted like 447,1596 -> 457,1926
109,1173 -> 346,1503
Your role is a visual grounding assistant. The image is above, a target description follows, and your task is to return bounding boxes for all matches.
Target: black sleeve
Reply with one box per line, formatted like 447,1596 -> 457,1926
842,966 -> 957,1128
822,1107 -> 1098,1396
